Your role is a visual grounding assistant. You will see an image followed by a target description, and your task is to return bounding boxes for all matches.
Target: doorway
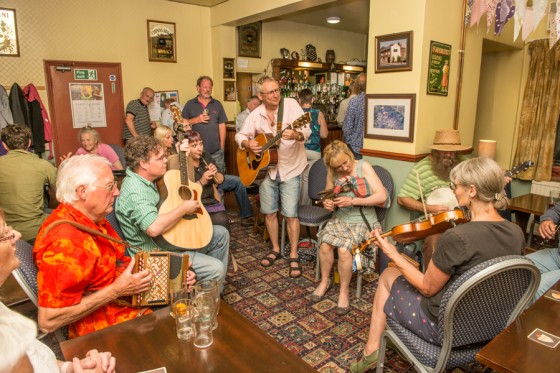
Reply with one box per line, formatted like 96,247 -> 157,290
44,60 -> 125,165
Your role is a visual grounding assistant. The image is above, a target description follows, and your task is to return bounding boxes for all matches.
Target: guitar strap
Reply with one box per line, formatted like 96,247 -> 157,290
276,97 -> 284,132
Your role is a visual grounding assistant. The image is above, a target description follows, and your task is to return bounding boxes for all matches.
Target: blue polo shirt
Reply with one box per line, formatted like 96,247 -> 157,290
182,96 -> 228,153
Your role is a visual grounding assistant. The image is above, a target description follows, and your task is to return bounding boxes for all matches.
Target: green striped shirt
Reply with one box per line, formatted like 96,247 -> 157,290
398,155 -> 455,200
115,168 -> 160,255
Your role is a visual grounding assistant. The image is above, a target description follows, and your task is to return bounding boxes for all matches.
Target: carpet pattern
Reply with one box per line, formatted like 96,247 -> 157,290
223,218 -> 494,373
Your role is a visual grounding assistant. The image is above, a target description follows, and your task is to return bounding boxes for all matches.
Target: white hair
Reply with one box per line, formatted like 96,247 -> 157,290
56,154 -> 111,204
0,305 -> 36,372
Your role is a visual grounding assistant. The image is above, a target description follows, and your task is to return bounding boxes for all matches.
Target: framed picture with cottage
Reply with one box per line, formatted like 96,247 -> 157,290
375,31 -> 413,73
365,94 -> 416,142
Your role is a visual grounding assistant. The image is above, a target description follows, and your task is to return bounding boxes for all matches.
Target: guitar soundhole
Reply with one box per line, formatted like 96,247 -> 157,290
178,185 -> 192,200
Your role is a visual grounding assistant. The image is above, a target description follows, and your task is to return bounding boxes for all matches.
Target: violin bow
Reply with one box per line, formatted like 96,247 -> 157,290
414,169 -> 429,220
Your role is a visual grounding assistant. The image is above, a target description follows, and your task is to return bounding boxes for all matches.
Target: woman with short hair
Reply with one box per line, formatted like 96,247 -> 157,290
75,126 -> 123,170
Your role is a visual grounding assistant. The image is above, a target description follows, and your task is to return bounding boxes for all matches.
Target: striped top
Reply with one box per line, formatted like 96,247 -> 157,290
115,168 -> 160,255
122,99 -> 151,139
398,155 -> 450,201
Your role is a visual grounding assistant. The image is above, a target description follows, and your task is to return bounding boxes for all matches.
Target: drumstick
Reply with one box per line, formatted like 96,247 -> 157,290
201,157 -> 219,184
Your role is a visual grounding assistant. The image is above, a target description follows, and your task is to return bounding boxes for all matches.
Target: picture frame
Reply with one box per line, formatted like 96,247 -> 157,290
147,20 -> 176,63
238,22 -> 261,58
365,94 -> 416,142
223,58 -> 235,80
375,31 -> 413,73
0,8 -> 20,57
427,40 -> 452,96
147,90 -> 179,121
224,81 -> 236,102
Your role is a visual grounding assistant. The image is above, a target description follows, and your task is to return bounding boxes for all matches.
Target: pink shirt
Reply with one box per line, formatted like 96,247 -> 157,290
75,143 -> 120,170
235,98 -> 310,181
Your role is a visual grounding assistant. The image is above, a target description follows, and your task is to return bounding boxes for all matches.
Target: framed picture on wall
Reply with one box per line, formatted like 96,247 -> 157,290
147,90 -> 179,121
147,20 -> 177,63
375,31 -> 413,73
365,94 -> 416,142
0,8 -> 20,57
224,81 -> 236,101
223,58 -> 235,79
238,22 -> 261,58
427,41 -> 452,96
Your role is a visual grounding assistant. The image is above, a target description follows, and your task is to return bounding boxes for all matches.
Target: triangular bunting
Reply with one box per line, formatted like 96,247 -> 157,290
495,0 -> 516,35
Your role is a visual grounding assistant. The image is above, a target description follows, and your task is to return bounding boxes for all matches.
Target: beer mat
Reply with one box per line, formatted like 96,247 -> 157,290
137,368 -> 167,373
527,328 -> 560,348
544,289 -> 560,302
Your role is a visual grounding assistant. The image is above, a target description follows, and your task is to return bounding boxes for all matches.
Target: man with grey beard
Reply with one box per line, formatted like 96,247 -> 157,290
397,129 -> 471,269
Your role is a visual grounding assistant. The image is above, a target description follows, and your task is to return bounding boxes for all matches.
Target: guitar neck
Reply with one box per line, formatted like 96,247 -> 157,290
177,132 -> 194,184
262,123 -> 291,152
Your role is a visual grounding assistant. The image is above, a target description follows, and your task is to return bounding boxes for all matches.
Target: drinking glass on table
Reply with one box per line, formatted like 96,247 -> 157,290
194,279 -> 220,330
174,298 -> 195,341
193,293 -> 214,348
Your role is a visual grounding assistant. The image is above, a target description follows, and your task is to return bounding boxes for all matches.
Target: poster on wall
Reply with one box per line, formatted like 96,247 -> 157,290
148,90 -> 180,121
0,7 -> 20,56
427,41 -> 452,96
69,83 -> 107,128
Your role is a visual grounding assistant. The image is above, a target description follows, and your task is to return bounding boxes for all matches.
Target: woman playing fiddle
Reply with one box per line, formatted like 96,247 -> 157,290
350,157 -> 525,373
311,140 -> 387,316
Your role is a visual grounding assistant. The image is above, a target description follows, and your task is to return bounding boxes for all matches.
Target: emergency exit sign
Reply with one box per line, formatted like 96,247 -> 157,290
74,69 -> 98,80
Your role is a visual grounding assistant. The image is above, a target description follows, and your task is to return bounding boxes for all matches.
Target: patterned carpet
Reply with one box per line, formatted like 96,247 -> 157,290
223,215 -> 494,373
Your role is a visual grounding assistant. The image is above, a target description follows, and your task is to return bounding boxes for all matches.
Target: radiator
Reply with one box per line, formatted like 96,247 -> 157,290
530,181 -> 560,197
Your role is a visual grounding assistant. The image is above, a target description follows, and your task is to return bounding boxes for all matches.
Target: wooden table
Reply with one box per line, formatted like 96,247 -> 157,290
476,280 -> 560,373
61,301 -> 316,373
508,193 -> 550,245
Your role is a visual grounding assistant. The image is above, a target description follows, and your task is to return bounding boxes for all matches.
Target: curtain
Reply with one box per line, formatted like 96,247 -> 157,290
513,39 -> 560,181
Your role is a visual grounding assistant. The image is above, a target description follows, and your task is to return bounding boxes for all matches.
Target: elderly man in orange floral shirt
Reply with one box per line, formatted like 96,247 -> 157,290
34,154 -> 153,338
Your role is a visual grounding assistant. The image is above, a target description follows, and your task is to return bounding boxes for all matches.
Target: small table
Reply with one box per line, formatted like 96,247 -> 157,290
508,193 -> 550,245
61,301 -> 316,372
475,280 -> 560,373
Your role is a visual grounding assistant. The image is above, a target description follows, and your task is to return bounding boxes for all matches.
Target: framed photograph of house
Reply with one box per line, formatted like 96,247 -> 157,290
427,41 -> 452,96
375,31 -> 413,73
147,20 -> 176,63
238,22 -> 261,58
0,8 -> 20,57
365,94 -> 416,142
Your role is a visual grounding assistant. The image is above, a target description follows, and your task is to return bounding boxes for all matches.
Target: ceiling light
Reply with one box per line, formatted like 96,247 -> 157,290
326,17 -> 340,24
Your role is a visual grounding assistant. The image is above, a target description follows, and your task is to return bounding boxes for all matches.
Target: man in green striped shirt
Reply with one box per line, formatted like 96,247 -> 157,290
397,129 -> 471,268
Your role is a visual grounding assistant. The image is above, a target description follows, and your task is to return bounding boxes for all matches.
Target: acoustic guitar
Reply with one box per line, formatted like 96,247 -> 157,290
153,127 -> 213,251
236,111 -> 311,186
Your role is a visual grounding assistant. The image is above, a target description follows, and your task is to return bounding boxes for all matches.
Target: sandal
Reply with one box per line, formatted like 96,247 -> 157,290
260,250 -> 281,267
288,258 -> 303,278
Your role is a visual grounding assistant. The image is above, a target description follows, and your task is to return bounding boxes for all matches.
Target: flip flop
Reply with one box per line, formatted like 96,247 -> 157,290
260,250 -> 281,267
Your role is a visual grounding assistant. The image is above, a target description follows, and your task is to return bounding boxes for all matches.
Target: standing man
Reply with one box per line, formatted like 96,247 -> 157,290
122,87 -> 156,142
116,135 -> 229,291
397,128 -> 470,268
336,84 -> 354,128
236,95 -> 261,132
182,76 -> 228,173
342,73 -> 367,159
235,76 -> 310,278
0,124 -> 57,243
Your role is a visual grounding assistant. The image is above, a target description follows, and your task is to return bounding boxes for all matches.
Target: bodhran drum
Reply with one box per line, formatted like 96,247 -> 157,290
426,187 -> 458,211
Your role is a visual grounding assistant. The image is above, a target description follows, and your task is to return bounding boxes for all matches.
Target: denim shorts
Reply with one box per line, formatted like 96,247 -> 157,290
259,173 -> 301,218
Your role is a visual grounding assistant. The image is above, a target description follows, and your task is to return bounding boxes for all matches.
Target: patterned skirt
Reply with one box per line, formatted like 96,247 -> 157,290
317,216 -> 379,253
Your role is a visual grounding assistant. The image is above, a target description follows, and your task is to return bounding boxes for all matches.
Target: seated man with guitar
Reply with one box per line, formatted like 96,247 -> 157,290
116,135 -> 229,292
397,129 -> 470,269
235,76 -> 311,278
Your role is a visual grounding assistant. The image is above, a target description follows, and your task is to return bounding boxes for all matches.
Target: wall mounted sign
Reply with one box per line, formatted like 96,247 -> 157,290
147,20 -> 176,63
427,41 -> 452,96
0,8 -> 20,57
238,22 -> 261,58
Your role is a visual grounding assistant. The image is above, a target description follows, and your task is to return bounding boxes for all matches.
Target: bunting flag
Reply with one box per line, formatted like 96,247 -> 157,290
513,0 -> 526,41
470,0 -> 489,27
522,0 -> 548,40
487,0 -> 499,33
465,0 -> 474,27
495,0 -> 516,35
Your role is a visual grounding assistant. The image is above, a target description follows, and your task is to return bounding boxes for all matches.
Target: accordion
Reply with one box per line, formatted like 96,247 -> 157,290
131,251 -> 189,307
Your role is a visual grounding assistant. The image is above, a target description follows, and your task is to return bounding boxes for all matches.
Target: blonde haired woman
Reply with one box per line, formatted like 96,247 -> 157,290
311,140 -> 387,315
153,125 -> 176,157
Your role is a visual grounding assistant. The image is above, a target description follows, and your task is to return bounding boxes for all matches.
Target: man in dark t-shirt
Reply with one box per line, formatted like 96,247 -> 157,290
122,87 -> 155,141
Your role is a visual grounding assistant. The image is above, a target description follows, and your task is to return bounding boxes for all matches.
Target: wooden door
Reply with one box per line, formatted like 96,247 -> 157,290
236,72 -> 255,110
44,60 -> 125,165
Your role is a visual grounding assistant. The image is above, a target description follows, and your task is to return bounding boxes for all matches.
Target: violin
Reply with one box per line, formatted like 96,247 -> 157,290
351,206 -> 471,254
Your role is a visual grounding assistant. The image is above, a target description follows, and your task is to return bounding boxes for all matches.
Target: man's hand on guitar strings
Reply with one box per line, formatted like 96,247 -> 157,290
246,139 -> 262,155
181,200 -> 200,215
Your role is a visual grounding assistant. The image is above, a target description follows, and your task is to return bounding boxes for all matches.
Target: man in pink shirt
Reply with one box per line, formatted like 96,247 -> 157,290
235,76 -> 310,278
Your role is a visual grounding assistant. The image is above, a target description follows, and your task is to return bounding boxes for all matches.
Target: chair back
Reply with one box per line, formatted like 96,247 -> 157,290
308,159 -> 328,201
12,240 -> 39,306
438,255 -> 539,349
109,143 -> 126,168
372,165 -> 394,224
106,209 -> 126,240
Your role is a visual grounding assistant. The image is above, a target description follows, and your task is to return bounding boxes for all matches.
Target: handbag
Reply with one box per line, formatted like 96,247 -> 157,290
43,220 -> 189,307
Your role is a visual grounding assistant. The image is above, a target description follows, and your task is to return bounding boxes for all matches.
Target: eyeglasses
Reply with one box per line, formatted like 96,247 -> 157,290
0,225 -> 15,244
92,181 -> 118,192
448,181 -> 457,191
151,154 -> 168,163
261,88 -> 280,96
